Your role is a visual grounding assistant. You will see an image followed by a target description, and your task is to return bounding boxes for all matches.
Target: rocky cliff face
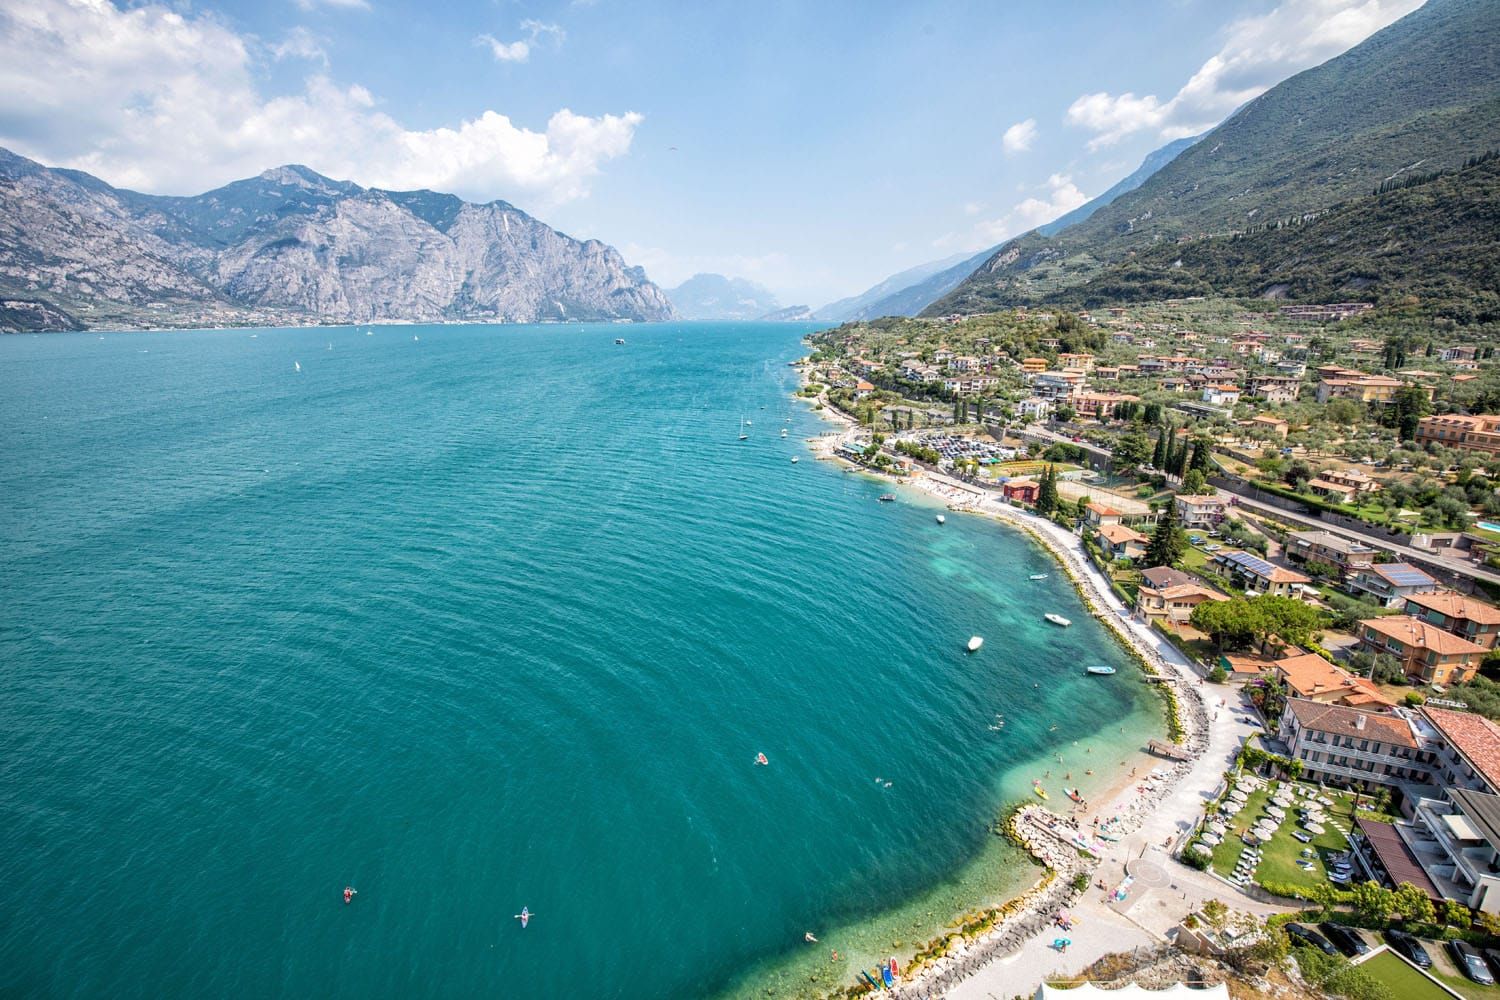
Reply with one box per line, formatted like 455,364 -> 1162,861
0,150 -> 675,330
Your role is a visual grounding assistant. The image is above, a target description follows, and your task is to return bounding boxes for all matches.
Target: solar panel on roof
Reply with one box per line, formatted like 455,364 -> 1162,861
1379,564 -> 1434,586
1224,550 -> 1277,576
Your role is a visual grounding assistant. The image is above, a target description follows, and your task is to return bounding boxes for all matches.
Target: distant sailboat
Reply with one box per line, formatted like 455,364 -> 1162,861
413,335 -> 420,342
738,418 -> 748,441
294,361 -> 301,372
326,342 -> 333,351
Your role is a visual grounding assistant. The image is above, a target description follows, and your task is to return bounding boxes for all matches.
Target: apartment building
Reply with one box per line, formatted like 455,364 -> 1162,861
1357,616 -> 1485,685
1403,591 -> 1500,651
1278,698 -> 1437,793
1285,530 -> 1378,576
1344,563 -> 1440,608
1416,414 -> 1500,456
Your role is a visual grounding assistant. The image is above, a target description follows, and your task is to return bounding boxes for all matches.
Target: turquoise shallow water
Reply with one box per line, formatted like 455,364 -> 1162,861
0,322 -> 1161,998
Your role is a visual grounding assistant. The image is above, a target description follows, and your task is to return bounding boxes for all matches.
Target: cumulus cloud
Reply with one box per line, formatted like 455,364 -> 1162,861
270,27 -> 328,65
0,0 -> 638,204
1001,118 -> 1037,155
973,174 -> 1088,244
1065,0 -> 1423,148
477,19 -> 565,63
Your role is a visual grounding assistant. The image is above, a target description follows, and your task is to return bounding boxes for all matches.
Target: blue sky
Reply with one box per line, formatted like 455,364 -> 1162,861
0,0 -> 1424,306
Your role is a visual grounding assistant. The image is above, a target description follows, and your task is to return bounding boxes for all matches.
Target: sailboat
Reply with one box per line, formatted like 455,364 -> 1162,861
294,361 -> 301,372
738,418 -> 748,441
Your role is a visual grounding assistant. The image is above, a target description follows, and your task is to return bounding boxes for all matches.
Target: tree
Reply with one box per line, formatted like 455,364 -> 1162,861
1036,464 -> 1059,515
1200,899 -> 1229,931
1114,431 -> 1152,470
1441,899 -> 1471,929
1054,405 -> 1075,423
1189,437 -> 1213,474
1306,881 -> 1341,919
1350,881 -> 1397,924
1144,516 -> 1186,568
1191,600 -> 1263,652
1181,469 -> 1208,494
1152,427 -> 1168,470
1394,882 -> 1435,925
1253,595 -> 1326,651
1390,385 -> 1432,442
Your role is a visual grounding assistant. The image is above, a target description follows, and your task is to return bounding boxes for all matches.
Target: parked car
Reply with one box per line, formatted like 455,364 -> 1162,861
1386,929 -> 1432,969
1318,922 -> 1369,957
1482,947 -> 1500,980
1449,940 -> 1496,985
1285,923 -> 1338,956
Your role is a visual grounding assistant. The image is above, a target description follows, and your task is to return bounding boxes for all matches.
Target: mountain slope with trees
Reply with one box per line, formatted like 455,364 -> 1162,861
928,0 -> 1500,322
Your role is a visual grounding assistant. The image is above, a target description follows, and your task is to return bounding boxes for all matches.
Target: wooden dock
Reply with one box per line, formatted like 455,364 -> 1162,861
1146,738 -> 1191,761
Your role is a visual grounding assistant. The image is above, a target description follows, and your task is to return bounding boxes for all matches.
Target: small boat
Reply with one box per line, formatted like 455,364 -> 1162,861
614,337 -> 626,345
294,361 -> 301,372
780,428 -> 788,438
1045,613 -> 1072,627
1086,665 -> 1116,676
1029,574 -> 1048,581
745,419 -> 752,426
967,636 -> 984,653
935,514 -> 945,524
739,418 -> 748,441
881,963 -> 894,988
755,752 -> 769,766
515,907 -> 532,928
1066,787 -> 1085,803
1033,781 -> 1048,800
878,494 -> 896,503
790,456 -> 800,464
413,335 -> 419,341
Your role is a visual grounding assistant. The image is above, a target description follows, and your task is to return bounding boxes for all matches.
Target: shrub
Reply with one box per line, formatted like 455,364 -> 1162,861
1071,872 -> 1091,892
1180,847 -> 1211,871
1208,665 -> 1229,683
1404,691 -> 1427,706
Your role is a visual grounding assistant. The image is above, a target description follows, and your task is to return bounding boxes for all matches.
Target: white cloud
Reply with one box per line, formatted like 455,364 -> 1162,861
962,201 -> 984,216
477,19 -> 565,64
270,27 -> 328,65
1001,118 -> 1037,156
0,0 -> 638,205
1065,0 -> 1423,148
930,175 -> 1089,252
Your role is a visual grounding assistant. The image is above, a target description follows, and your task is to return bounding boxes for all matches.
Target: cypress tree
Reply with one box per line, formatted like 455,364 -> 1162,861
1036,464 -> 1058,515
1152,427 -> 1168,469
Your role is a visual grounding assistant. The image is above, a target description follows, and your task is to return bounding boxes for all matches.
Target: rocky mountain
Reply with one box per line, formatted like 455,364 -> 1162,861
817,136 -> 1201,323
664,272 -> 780,320
929,0 -> 1500,320
757,304 -> 814,322
0,151 -> 675,331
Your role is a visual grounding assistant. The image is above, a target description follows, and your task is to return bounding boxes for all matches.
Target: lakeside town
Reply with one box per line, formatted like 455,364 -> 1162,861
797,298 -> 1500,1000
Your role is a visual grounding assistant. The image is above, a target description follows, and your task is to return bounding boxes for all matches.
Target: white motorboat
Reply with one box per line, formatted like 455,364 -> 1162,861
1044,613 -> 1072,627
967,636 -> 984,652
1029,574 -> 1048,581
791,456 -> 799,463
936,514 -> 945,524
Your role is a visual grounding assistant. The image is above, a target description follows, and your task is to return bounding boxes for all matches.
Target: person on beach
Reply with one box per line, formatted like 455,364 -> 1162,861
343,887 -> 356,904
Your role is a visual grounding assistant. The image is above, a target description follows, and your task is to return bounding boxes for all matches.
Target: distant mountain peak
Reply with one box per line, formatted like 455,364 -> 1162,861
666,272 -> 781,321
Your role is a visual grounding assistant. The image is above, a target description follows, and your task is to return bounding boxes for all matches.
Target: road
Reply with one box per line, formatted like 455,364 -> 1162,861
1216,484 -> 1500,590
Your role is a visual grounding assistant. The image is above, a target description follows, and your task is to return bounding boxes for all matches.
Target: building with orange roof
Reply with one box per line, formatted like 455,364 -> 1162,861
1423,707 -> 1500,795
1358,616 -> 1486,685
1273,653 -> 1396,709
1404,591 -> 1500,650
1095,523 -> 1148,562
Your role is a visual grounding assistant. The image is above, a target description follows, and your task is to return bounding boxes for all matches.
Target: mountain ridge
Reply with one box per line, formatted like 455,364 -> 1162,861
0,149 -> 675,331
664,272 -> 780,320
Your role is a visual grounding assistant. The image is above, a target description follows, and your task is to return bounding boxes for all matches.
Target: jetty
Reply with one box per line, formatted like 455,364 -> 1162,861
1146,738 -> 1192,762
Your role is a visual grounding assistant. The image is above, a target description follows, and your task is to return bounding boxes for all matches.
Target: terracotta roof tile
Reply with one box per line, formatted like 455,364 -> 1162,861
1405,591 -> 1500,625
1286,698 -> 1416,747
1422,708 -> 1500,792
1360,615 -> 1487,656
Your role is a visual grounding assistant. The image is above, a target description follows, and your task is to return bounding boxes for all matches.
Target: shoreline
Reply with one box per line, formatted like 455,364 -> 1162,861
792,381 -> 1222,998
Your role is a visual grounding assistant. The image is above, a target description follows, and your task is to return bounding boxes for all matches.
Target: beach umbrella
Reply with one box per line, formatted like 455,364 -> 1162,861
1208,820 -> 1227,834
1201,832 -> 1222,846
1306,823 -> 1326,835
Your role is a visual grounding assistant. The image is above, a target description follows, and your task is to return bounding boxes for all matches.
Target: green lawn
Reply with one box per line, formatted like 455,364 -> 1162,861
1203,779 -> 1390,894
1359,951 -> 1456,1000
